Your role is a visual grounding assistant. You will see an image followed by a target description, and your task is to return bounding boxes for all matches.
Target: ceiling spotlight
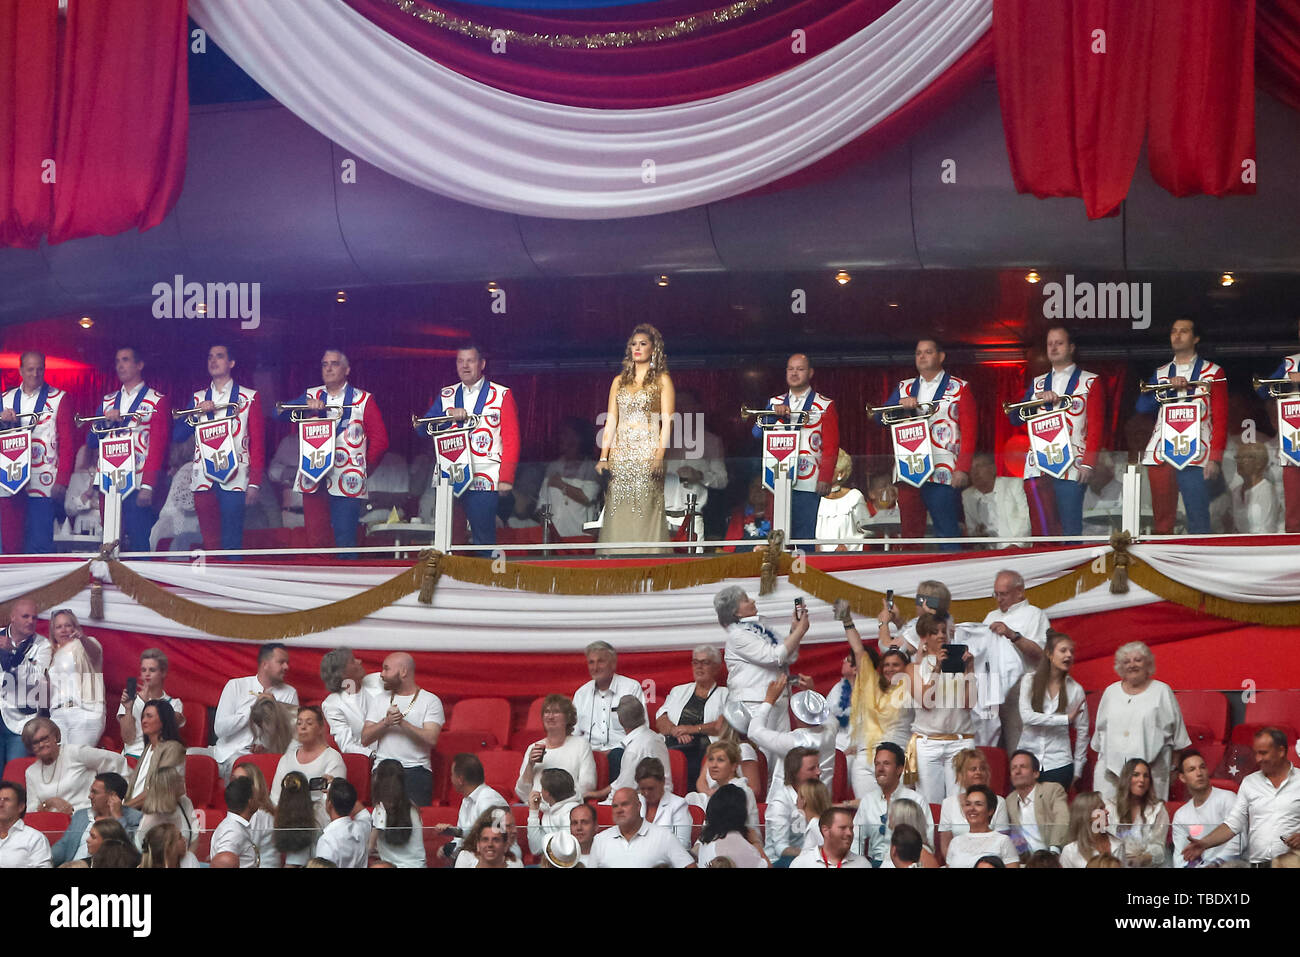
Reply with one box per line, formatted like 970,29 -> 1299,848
655,275 -> 670,287
335,290 -> 348,303
834,270 -> 851,285
1025,270 -> 1041,284
887,300 -> 900,308
78,316 -> 93,329
1220,272 -> 1235,287
196,302 -> 207,316
486,281 -> 497,291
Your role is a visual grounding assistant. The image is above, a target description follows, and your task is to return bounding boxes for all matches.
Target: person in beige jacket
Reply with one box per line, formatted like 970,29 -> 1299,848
1005,750 -> 1069,854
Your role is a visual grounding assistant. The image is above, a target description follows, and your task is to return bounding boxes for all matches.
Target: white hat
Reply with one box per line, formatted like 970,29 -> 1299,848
790,690 -> 831,727
722,697 -> 753,734
542,831 -> 581,869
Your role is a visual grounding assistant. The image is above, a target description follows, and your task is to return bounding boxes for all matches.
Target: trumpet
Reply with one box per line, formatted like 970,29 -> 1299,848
738,404 -> 817,426
411,412 -> 480,434
276,401 -> 357,423
1002,396 -> 1071,418
172,402 -> 238,426
75,411 -> 149,434
864,401 -> 938,425
1139,379 -> 1214,402
1253,376 -> 1300,399
0,412 -> 41,431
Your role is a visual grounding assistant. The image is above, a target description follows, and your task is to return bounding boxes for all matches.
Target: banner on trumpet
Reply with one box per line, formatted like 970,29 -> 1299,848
0,430 -> 30,497
1279,398 -> 1300,467
890,418 -> 935,488
196,418 -> 239,486
1027,410 -> 1074,478
1158,402 -> 1202,470
761,429 -> 799,493
98,434 -> 137,498
296,419 -> 335,489
435,429 -> 474,497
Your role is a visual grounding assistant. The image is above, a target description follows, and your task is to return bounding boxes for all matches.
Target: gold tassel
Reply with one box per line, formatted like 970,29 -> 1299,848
1109,531 -> 1131,594
759,529 -> 784,595
418,550 -> 441,605
89,581 -> 104,620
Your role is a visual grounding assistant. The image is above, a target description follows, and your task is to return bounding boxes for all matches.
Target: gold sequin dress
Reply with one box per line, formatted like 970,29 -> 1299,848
600,385 -> 668,548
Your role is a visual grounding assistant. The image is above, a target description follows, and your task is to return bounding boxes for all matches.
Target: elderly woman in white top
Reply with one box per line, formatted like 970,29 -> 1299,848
1090,641 -> 1190,803
46,609 -> 105,748
1018,631 -> 1089,790
516,694 -> 597,803
21,717 -> 126,814
655,645 -> 729,791
318,647 -> 381,756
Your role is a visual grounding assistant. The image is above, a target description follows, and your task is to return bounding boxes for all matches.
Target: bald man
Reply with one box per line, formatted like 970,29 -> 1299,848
361,652 -> 444,805
0,599 -> 50,764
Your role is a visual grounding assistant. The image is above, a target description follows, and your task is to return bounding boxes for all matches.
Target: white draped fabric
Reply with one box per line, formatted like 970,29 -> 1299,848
13,543 -> 1291,652
188,0 -> 992,219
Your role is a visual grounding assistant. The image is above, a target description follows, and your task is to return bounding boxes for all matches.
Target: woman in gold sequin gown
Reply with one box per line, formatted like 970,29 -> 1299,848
596,324 -> 675,548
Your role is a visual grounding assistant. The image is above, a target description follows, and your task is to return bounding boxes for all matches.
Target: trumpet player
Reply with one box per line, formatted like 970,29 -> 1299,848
878,339 -> 973,549
0,351 -> 74,553
174,343 -> 265,551
1007,326 -> 1105,537
278,349 -> 388,552
749,353 -> 839,542
1135,317 -> 1226,535
1254,317 -> 1300,531
421,343 -> 518,546
83,346 -> 170,551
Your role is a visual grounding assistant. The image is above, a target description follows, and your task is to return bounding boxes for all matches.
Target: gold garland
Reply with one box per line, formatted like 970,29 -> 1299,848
439,549 -> 767,595
384,0 -> 774,49
1127,560 -> 1300,628
0,560 -> 94,621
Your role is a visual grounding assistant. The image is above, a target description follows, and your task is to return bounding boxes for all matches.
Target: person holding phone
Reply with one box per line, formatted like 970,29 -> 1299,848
906,613 -> 976,805
118,649 -> 185,759
271,706 -> 346,826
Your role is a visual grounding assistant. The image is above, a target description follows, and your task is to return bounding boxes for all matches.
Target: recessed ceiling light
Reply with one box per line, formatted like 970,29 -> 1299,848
834,270 -> 851,285
78,316 -> 93,329
1220,272 -> 1235,287
336,290 -> 348,303
1025,270 -> 1041,284
655,275 -> 670,287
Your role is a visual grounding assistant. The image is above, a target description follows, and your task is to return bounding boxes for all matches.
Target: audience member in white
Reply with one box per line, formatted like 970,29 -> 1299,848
134,767 -> 198,855
748,677 -> 836,791
937,748 -> 1011,859
541,418 -> 601,538
889,823 -> 926,869
45,609 -> 105,748
516,693 -> 597,803
457,807 -> 523,868
124,699 -> 185,806
983,569 -> 1050,749
877,580 -> 952,652
636,757 -> 691,849
945,785 -> 1020,868
472,816 -> 516,869
527,768 -> 582,856
826,651 -> 855,754
907,612 -> 977,804
590,787 -> 695,868
1004,750 -> 1069,854
272,706 -> 346,826
210,776 -> 260,868
853,743 -> 931,863
573,641 -> 645,781
230,762 -> 279,868
361,652 -> 443,806
1183,727 -> 1300,865
117,648 -> 185,759
436,752 -> 509,858
655,645 -> 729,789
139,821 -> 199,869
50,771 -> 140,866
21,717 -> 126,813
369,759 -> 425,868
796,780 -> 832,852
886,799 -> 939,867
1018,631 -> 1088,789
1104,758 -> 1170,867
212,643 -> 299,780
764,746 -> 826,863
595,696 -> 671,799
319,647 -> 382,756
541,831 -> 583,869
840,600 -> 913,798
961,452 -> 1030,545
1059,791 -> 1119,868
1171,749 -> 1242,867
0,599 -> 50,766
569,802 -> 597,867
715,584 -> 809,770
694,783 -> 768,868
1090,641 -> 1190,803
272,771 -> 319,867
789,806 -> 871,868
315,778 -> 370,868
1230,442 -> 1282,533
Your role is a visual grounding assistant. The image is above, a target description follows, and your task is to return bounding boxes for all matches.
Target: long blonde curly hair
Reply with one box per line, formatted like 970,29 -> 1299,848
619,323 -> 668,389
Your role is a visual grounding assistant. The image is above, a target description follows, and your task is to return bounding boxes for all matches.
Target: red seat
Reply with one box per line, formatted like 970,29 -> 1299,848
448,698 -> 511,746
594,802 -> 614,828
193,808 -> 227,863
510,805 -> 538,865
341,753 -> 372,805
508,729 -> 541,752
753,751 -> 768,803
1230,722 -> 1300,748
667,750 -> 687,795
420,805 -> 458,867
832,750 -> 851,803
179,701 -> 210,750
184,754 -> 221,809
23,811 -> 70,846
1241,689 -> 1300,727
476,750 -> 523,803
1175,691 -> 1229,743
234,752 -> 284,788
687,802 -> 705,840
593,750 -> 610,789
521,697 -> 547,733
2,757 -> 34,785
978,746 -> 1010,796
436,730 -> 500,754
757,802 -> 766,828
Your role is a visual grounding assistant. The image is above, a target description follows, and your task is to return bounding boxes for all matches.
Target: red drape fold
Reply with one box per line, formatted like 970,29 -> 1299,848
1257,0 -> 1300,111
0,0 -> 57,248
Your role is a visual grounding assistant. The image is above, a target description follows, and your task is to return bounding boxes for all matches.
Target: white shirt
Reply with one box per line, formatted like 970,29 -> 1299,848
364,689 -> 444,770
641,790 -> 692,849
0,819 -> 51,868
316,814 -> 371,868
0,631 -> 51,734
454,783 -> 509,855
1172,788 -> 1241,867
852,784 -> 932,861
816,489 -> 871,551
25,746 -> 127,812
608,724 -> 673,794
116,692 -> 183,759
961,477 -> 1030,545
763,784 -> 805,859
454,851 -> 524,868
210,813 -> 259,868
371,803 -> 426,868
573,674 -> 645,751
1090,680 -> 1190,780
789,847 -> 871,868
1013,787 -> 1044,852
945,830 -> 1020,868
826,678 -> 853,753
939,792 -> 1011,839
271,747 -> 347,827
746,701 -> 836,792
212,676 -> 300,765
1018,676 -> 1089,778
981,599 -> 1051,677
659,681 -> 729,744
249,807 -> 279,868
724,619 -> 797,706
1105,799 -> 1170,867
321,672 -> 383,756
911,654 -> 976,737
1231,478 -> 1283,534
515,735 -> 597,802
590,819 -> 694,868
528,797 -> 582,857
686,779 -> 760,832
1222,764 -> 1300,863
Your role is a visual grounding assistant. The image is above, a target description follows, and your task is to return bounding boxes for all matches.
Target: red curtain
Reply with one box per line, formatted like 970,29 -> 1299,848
0,0 -> 188,248
1257,0 -> 1300,111
995,0 -> 1256,218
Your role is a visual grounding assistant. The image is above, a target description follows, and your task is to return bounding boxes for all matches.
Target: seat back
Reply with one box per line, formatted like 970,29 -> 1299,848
184,754 -> 220,809
192,808 -> 227,863
593,750 -> 610,789
420,805 -> 459,867
233,752 -> 284,789
23,811 -> 70,846
1174,691 -> 1229,743
2,756 -> 34,785
667,750 -> 687,795
1242,690 -> 1300,731
832,750 -> 851,803
179,701 -> 211,749
447,698 -> 511,745
341,752 -> 372,805
476,750 -> 524,803
978,746 -> 1010,795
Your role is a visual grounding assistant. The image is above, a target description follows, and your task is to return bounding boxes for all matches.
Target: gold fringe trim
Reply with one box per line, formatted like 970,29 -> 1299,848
438,549 -> 768,595
0,561 -> 93,620
107,559 -> 431,641
1128,559 -> 1300,627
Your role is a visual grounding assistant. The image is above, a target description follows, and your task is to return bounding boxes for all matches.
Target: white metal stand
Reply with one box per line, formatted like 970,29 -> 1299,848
772,464 -> 793,543
103,488 -> 122,551
1121,464 -> 1142,538
432,479 -> 454,553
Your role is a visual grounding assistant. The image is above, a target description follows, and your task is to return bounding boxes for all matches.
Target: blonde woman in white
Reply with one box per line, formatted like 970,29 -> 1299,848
46,609 -> 105,748
815,450 -> 871,551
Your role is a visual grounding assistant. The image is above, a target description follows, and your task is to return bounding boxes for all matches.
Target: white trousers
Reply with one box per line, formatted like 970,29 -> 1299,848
848,750 -> 879,799
914,735 -> 973,806
50,706 -> 105,749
